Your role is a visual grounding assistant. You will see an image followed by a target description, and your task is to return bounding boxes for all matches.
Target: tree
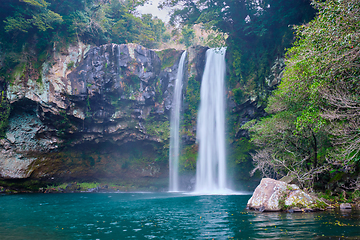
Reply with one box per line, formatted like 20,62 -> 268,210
4,0 -> 63,33
180,26 -> 194,47
247,0 -> 360,189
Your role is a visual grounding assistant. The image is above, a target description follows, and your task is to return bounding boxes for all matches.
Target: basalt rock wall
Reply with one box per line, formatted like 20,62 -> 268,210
0,43 -> 211,186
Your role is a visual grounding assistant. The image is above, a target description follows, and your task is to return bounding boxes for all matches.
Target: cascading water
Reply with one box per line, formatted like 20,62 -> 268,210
169,51 -> 187,192
195,47 -> 227,194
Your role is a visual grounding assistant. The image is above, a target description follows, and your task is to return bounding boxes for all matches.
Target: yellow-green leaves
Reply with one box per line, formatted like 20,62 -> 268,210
4,0 -> 63,33
4,16 -> 31,33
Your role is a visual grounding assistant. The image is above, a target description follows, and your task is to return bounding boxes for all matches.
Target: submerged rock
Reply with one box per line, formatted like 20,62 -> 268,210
247,178 -> 327,212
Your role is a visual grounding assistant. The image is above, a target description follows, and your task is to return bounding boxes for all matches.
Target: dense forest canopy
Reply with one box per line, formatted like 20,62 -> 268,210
0,0 -> 166,56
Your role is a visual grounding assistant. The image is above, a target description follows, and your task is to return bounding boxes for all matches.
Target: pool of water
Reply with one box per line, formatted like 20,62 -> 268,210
0,192 -> 359,239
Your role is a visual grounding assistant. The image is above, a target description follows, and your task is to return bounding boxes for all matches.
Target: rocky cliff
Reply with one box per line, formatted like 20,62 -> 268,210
0,43 -> 207,189
0,42 -> 266,191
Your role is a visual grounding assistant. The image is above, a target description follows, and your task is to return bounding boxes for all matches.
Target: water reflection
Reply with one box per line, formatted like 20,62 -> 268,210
196,196 -> 233,239
240,209 -> 360,239
249,211 -> 319,239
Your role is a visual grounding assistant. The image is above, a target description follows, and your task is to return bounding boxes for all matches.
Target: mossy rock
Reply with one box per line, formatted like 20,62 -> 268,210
155,49 -> 182,70
247,178 -> 328,212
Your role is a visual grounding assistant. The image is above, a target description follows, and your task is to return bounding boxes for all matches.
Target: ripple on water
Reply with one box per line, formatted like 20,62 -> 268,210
0,193 -> 359,240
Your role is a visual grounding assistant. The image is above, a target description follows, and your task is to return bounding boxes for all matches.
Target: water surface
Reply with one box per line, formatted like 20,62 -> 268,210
0,193 -> 359,239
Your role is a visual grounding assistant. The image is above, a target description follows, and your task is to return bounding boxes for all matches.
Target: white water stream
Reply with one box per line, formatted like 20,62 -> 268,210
169,51 -> 187,192
195,48 -> 227,194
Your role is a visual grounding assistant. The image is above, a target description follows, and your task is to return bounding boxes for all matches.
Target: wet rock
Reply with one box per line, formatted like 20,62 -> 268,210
66,183 -> 80,192
86,187 -> 100,193
188,45 -> 208,82
139,164 -> 161,177
265,57 -> 285,88
2,43 -> 190,180
6,133 -> 16,144
340,203 -> 352,209
247,178 -> 327,212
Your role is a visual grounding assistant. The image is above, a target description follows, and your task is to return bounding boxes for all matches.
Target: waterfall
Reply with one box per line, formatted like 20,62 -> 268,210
169,51 -> 187,192
195,48 -> 227,194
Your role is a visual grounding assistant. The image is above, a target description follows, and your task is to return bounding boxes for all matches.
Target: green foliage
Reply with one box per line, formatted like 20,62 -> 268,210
0,92 -> 11,138
121,74 -> 141,99
162,32 -> 171,42
145,118 -> 170,142
278,191 -> 289,210
204,30 -> 227,48
55,110 -> 73,136
4,0 -> 63,33
155,49 -> 180,70
154,78 -> 163,103
179,145 -> 198,171
179,26 -> 195,48
228,138 -> 257,181
66,61 -> 75,70
247,0 -> 360,189
183,75 -> 200,129
78,182 -> 99,190
232,88 -> 244,105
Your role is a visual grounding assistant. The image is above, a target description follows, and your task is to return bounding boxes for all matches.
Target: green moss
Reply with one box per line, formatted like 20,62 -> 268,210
54,110 -> 73,137
155,78 -> 163,103
183,75 -> 200,128
179,145 -> 198,171
314,199 -> 328,210
329,172 -> 345,183
46,182 -> 101,192
155,49 -> 179,70
36,75 -> 42,85
122,74 -> 141,99
145,119 -> 170,142
0,179 -> 45,192
0,92 -> 11,138
37,51 -> 48,63
67,61 -> 75,70
232,87 -> 244,105
278,191 -> 289,210
10,62 -> 26,85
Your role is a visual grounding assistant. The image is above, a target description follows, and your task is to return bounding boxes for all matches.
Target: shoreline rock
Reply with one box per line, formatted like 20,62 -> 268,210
247,178 -> 328,212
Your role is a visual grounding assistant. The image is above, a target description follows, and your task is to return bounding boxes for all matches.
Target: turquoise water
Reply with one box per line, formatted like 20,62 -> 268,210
0,192 -> 359,239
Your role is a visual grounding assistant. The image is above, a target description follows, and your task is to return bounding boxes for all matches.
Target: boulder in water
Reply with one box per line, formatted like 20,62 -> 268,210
340,203 -> 352,209
247,178 -> 327,212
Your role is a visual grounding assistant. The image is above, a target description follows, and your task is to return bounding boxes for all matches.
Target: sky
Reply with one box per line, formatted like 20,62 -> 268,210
136,0 -> 171,23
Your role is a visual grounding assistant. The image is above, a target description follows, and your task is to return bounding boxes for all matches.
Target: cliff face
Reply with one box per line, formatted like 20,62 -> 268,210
0,43 -> 194,185
0,43 -> 265,191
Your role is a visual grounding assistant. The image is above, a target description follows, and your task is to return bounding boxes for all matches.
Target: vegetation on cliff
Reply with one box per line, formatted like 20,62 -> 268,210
0,91 -> 10,137
161,0 -> 316,102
